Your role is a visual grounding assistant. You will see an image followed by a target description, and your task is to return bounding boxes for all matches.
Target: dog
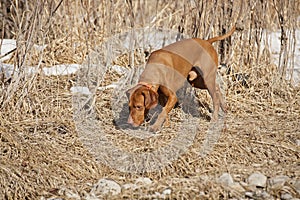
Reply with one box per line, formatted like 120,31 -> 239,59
127,26 -> 235,131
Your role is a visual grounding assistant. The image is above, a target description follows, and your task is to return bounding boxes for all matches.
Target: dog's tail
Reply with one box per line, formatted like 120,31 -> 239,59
207,26 -> 236,44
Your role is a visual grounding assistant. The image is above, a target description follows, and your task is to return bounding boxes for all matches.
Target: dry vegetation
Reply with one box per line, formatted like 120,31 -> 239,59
0,0 -> 299,199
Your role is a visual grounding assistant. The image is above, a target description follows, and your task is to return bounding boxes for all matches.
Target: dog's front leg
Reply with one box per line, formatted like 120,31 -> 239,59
149,91 -> 177,132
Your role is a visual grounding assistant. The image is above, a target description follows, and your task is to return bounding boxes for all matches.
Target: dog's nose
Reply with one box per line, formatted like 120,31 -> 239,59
127,116 -> 133,124
127,116 -> 135,125
127,116 -> 139,127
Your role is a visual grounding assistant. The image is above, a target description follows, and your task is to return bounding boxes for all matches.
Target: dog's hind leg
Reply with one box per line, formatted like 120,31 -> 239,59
216,84 -> 227,113
205,79 -> 220,121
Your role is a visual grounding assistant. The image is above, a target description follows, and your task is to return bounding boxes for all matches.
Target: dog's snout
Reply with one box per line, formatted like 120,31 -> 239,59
127,115 -> 134,124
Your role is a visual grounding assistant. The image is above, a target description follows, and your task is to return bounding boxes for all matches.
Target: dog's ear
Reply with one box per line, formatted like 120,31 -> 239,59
126,88 -> 133,99
126,86 -> 138,100
142,89 -> 158,109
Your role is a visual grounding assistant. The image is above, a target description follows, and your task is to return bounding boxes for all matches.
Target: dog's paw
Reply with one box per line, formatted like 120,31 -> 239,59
211,114 -> 218,123
148,124 -> 161,133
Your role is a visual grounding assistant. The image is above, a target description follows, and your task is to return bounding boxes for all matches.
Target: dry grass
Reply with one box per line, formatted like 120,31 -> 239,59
0,0 -> 299,199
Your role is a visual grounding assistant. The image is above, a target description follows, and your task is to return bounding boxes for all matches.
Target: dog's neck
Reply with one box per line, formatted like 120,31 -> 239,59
138,81 -> 152,89
138,82 -> 160,93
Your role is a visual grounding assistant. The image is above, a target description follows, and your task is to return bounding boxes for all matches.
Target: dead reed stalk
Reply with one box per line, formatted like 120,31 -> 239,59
0,0 -> 299,199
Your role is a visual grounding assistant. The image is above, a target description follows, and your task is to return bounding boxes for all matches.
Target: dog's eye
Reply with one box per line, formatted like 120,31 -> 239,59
134,105 -> 142,110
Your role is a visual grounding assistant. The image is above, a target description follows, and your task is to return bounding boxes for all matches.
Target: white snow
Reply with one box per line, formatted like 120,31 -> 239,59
0,39 -> 16,62
0,39 -> 47,62
98,83 -> 119,91
111,65 -> 129,75
262,29 -> 300,84
42,64 -> 80,76
0,63 -> 15,78
70,86 -> 92,95
0,63 -> 80,79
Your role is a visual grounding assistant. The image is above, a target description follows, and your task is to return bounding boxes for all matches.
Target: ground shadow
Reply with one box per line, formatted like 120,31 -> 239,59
112,82 -> 211,131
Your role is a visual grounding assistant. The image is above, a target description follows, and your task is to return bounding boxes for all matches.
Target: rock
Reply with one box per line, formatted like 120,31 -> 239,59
122,183 -> 137,190
84,193 -> 102,200
199,191 -> 209,198
281,193 -> 293,200
248,172 -> 267,188
293,179 -> 300,194
245,189 -> 273,200
245,191 -> 254,198
260,191 -> 272,199
162,188 -> 172,195
154,189 -> 172,199
135,177 -> 152,185
122,177 -> 152,191
218,173 -> 234,186
58,187 -> 80,200
90,178 -> 121,196
268,175 -> 290,190
64,189 -> 80,200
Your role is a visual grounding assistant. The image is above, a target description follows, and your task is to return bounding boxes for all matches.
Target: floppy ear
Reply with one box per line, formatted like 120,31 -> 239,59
126,88 -> 133,99
126,86 -> 138,100
142,89 -> 158,109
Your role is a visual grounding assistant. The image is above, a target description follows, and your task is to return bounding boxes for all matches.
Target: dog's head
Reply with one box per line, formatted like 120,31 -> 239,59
126,85 -> 158,127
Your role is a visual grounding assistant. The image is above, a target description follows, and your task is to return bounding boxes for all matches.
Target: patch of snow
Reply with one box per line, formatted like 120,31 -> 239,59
0,63 -> 15,78
26,66 -> 39,75
33,43 -> 48,52
1,63 -> 80,79
43,64 -> 80,76
111,65 -> 129,75
98,83 -> 119,91
0,40 -> 46,62
262,29 -> 300,84
0,39 -> 16,62
70,86 -> 91,95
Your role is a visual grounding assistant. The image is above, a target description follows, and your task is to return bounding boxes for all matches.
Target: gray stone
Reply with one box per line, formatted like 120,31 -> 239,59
248,172 -> 267,188
199,191 -> 209,198
122,183 -> 137,190
135,177 -> 152,185
90,178 -> 121,196
268,175 -> 290,190
260,191 -> 272,199
245,191 -> 254,198
162,188 -> 172,195
122,177 -> 152,191
281,193 -> 293,200
293,179 -> 300,194
218,173 -> 234,186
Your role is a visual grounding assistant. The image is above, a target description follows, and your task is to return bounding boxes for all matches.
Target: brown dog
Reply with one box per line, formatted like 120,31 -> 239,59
127,26 -> 235,131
